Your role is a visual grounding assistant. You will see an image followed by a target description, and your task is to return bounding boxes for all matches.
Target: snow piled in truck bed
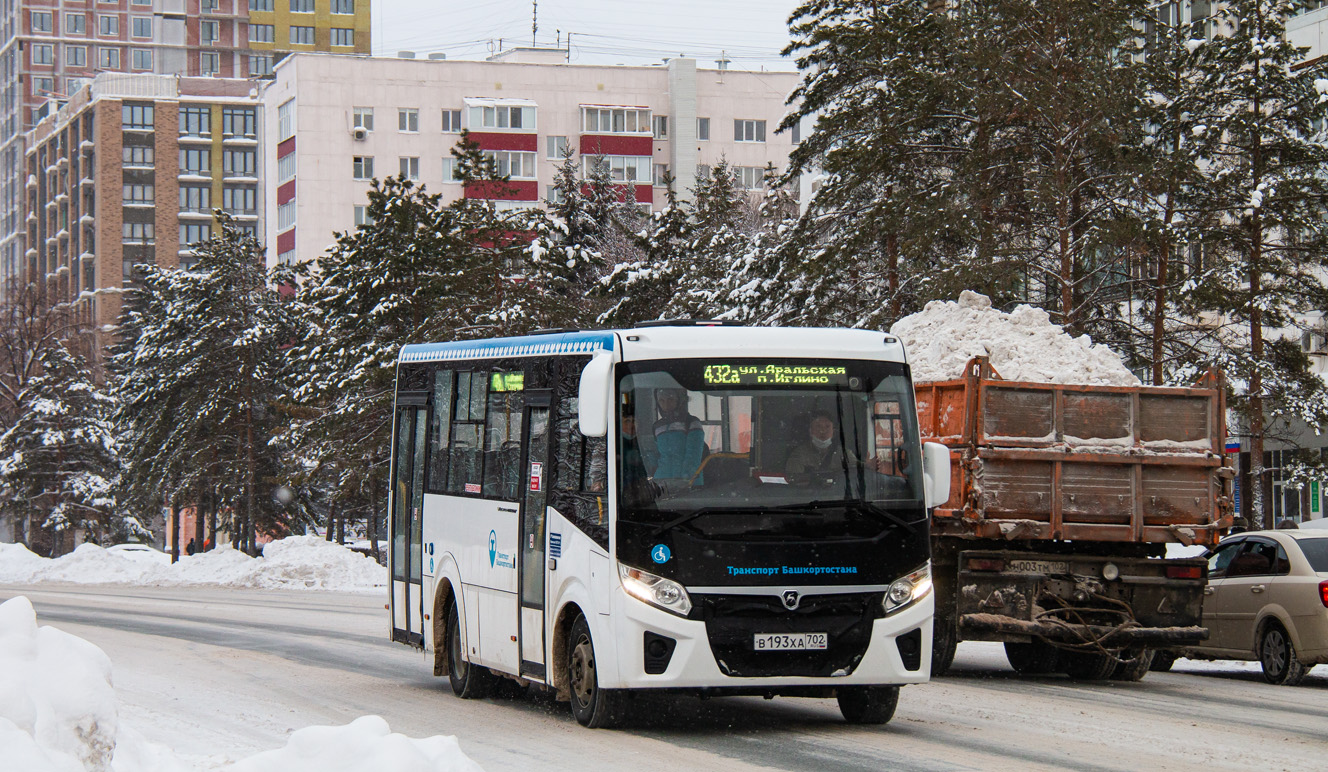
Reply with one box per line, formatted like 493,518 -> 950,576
0,596 -> 483,772
0,536 -> 385,594
891,291 -> 1141,386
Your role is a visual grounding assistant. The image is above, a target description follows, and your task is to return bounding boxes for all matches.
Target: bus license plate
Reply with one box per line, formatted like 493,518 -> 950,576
1007,559 -> 1069,575
753,633 -> 828,651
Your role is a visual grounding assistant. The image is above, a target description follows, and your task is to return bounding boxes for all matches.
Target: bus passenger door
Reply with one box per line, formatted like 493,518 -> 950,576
391,403 -> 428,646
518,393 -> 552,679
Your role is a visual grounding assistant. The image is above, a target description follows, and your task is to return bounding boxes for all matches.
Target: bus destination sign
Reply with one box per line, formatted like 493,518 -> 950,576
702,363 -> 849,386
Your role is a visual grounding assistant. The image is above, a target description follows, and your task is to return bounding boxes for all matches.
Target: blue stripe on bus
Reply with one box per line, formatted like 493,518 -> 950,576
399,331 -> 617,363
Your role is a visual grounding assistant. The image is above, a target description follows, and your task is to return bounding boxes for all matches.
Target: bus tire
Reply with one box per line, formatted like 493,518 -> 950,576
568,615 -> 628,728
447,599 -> 493,699
837,686 -> 899,725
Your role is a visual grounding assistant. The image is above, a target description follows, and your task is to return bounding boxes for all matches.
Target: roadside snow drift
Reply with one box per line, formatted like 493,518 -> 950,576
0,536 -> 385,593
0,596 -> 483,772
891,290 -> 1141,386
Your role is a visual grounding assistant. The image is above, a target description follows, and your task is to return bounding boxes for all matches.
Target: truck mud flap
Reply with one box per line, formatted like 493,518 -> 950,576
960,613 -> 1207,645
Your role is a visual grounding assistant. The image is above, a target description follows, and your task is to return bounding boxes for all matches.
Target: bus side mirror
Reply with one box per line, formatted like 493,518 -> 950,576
577,351 -> 614,438
922,442 -> 952,510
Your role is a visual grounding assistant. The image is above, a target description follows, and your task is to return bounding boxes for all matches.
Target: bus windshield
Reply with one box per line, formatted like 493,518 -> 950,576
616,358 -> 925,547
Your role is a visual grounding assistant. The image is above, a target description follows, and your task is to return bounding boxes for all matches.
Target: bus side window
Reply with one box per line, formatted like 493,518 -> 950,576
427,368 -> 453,493
551,362 -> 609,549
482,370 -> 524,500
448,370 -> 487,495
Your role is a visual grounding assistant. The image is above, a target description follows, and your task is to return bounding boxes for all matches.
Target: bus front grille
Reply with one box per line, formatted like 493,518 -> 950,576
691,592 -> 879,678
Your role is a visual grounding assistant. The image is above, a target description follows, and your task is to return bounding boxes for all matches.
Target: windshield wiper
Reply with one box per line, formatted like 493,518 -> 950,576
648,507 -> 770,538
768,499 -> 921,532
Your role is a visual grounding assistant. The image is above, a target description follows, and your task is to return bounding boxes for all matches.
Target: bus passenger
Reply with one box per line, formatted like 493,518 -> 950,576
619,406 -> 656,504
652,388 -> 706,482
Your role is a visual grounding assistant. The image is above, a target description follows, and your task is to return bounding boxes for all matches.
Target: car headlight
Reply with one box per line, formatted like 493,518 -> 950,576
619,564 -> 692,617
882,563 -> 932,615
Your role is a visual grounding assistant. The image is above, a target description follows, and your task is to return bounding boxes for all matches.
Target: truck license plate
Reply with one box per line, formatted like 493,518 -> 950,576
753,633 -> 828,651
1007,559 -> 1069,574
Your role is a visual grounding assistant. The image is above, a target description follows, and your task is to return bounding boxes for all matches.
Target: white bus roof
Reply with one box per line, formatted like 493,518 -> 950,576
398,325 -> 908,365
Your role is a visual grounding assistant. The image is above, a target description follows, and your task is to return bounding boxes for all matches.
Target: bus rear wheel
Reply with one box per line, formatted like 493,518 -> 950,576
837,686 -> 900,725
447,599 -> 493,699
567,615 -> 628,728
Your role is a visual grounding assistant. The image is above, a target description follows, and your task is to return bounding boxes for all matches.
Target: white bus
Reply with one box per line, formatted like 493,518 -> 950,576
388,324 -> 949,727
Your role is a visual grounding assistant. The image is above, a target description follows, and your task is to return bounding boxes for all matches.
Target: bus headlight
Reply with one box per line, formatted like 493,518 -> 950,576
619,564 -> 693,617
882,563 -> 932,616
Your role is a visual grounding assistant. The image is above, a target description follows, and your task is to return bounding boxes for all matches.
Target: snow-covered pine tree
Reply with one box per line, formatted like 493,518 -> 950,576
1183,0 -> 1328,528
725,164 -> 802,323
600,171 -> 694,325
667,158 -> 755,320
0,342 -> 126,556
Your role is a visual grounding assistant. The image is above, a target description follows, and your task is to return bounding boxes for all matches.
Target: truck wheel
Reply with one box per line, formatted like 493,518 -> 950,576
1061,651 -> 1116,681
1109,649 -> 1153,682
1149,651 -> 1177,672
837,686 -> 900,725
1259,623 -> 1309,686
931,612 -> 958,676
447,598 -> 494,699
568,615 -> 629,727
1004,640 -> 1061,675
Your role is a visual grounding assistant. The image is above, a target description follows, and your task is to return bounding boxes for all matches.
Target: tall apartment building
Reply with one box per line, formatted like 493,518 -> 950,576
1,0 -> 370,291
24,72 -> 262,355
260,50 -> 803,269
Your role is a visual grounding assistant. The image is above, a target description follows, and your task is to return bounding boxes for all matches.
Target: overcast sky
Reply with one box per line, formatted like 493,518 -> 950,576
372,0 -> 803,71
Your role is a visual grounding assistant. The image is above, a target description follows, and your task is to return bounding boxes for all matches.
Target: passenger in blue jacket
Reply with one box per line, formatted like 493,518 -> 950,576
651,388 -> 706,483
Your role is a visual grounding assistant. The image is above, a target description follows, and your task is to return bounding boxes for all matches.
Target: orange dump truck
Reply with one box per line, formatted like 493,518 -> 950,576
915,356 -> 1233,680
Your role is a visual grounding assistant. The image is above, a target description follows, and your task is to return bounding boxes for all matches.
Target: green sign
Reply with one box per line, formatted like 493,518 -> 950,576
490,372 -> 524,392
1313,480 -> 1321,516
702,364 -> 849,387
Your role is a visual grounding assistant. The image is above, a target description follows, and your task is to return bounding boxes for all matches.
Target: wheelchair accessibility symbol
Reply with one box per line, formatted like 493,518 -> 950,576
651,544 -> 672,564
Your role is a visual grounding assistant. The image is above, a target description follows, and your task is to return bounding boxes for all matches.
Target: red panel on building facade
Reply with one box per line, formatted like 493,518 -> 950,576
635,184 -> 653,204
465,180 -> 539,201
579,135 -> 653,157
468,132 -> 538,152
277,228 -> 296,254
277,136 -> 296,159
277,180 -> 296,205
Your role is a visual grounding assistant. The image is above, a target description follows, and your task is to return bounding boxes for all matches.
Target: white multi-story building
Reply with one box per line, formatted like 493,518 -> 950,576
260,49 -> 802,268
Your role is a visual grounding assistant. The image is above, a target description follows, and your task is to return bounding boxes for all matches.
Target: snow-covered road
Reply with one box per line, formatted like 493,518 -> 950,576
5,583 -> 1325,771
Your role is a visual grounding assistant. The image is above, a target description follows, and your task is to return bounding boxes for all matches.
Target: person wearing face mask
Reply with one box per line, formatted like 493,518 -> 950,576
785,411 -> 845,482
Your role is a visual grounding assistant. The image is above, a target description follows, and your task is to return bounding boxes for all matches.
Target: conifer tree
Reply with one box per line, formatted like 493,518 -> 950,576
600,172 -> 693,325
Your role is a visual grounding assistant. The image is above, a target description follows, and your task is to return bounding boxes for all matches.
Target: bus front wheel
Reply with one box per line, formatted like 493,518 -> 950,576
837,686 -> 900,725
447,599 -> 493,699
567,615 -> 628,728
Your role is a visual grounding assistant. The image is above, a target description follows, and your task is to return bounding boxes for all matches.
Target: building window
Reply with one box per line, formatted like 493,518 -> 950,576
277,249 -> 295,265
353,107 -> 373,130
653,115 -> 668,139
31,11 -> 52,33
250,0 -> 274,10
399,156 -> 419,179
99,16 -> 118,35
179,147 -> 210,175
122,146 -> 154,167
353,156 -> 374,179
431,109 -> 459,134
180,105 -> 211,136
131,17 -> 152,38
331,28 -> 354,47
277,200 -> 296,230
122,103 -> 154,129
32,76 -> 54,96
697,117 -> 710,141
32,45 -> 54,66
222,106 -> 256,137
223,148 -> 256,176
398,108 -> 418,132
179,185 -> 209,213
734,119 -> 766,143
277,153 -> 296,182
585,155 -> 652,183
201,20 -> 219,44
132,49 -> 152,70
354,204 -> 371,226
249,24 -> 274,43
202,0 -> 220,12
736,166 -> 765,190
441,157 -> 461,182
547,135 -> 568,159
99,47 -> 121,69
653,163 -> 669,186
469,104 -> 535,130
66,46 -> 87,67
791,121 -> 801,144
131,0 -> 151,5
66,14 -> 87,35
696,164 -> 710,179
278,98 -> 294,139
122,222 -> 155,244
546,185 -> 565,205
332,0 -> 355,13
200,52 -> 220,75
180,223 -> 210,246
290,26 -> 314,45
290,0 -> 314,11
582,107 -> 650,134
122,184 -> 154,204
249,54 -> 273,76
484,150 -> 536,179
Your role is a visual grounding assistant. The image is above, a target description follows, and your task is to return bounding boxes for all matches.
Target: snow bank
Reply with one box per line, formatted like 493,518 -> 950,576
0,536 -> 386,594
891,291 -> 1141,386
0,596 -> 483,772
